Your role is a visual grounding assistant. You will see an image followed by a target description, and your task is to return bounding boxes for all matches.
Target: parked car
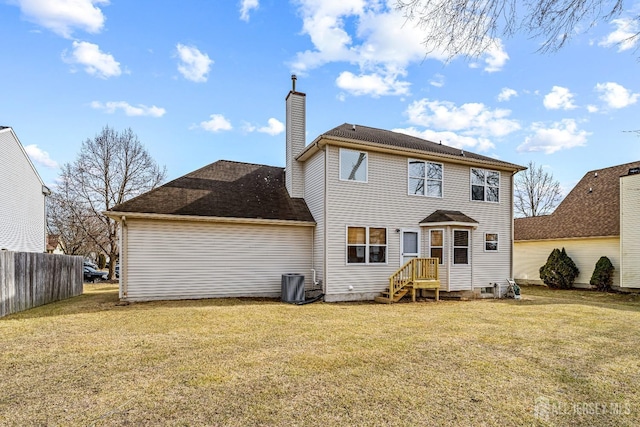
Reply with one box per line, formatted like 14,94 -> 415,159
84,260 -> 98,270
83,266 -> 107,283
115,264 -> 119,278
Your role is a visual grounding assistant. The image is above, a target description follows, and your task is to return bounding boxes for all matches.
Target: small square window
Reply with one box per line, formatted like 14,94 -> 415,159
340,149 -> 367,182
485,233 -> 498,251
471,168 -> 499,203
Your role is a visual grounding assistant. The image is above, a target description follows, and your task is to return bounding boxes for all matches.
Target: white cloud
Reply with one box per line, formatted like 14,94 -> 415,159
176,44 -> 213,83
24,144 -> 59,168
595,82 -> 639,109
586,104 -> 599,113
290,0 -> 509,97
90,101 -> 166,117
393,127 -> 495,152
543,86 -> 577,110
429,74 -> 444,88
64,41 -> 121,78
599,17 -> 640,52
336,70 -> 410,97
405,98 -> 520,137
197,114 -> 232,132
13,0 -> 108,38
239,0 -> 259,21
258,118 -> 284,135
497,87 -> 517,102
517,119 -> 590,154
483,40 -> 509,72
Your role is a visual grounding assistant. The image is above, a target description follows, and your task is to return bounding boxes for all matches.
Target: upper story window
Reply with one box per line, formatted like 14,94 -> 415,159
340,148 -> 368,182
409,160 -> 443,197
347,226 -> 387,264
485,233 -> 498,251
471,168 -> 499,202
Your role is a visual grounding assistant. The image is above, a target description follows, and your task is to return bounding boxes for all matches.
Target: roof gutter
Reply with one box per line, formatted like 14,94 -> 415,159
103,211 -> 316,227
297,135 -> 526,172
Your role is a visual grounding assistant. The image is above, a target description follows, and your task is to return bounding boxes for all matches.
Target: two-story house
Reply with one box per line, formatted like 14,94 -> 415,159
105,78 -> 525,302
0,126 -> 50,253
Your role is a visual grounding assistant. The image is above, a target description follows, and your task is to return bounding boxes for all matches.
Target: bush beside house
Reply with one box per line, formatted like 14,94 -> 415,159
590,256 -> 615,292
539,248 -> 580,289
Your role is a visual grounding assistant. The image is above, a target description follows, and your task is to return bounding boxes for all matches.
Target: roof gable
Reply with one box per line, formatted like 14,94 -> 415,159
514,161 -> 640,241
109,160 -> 315,223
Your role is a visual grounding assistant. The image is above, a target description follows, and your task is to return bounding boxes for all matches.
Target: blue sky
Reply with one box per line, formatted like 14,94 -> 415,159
2,0 -> 639,196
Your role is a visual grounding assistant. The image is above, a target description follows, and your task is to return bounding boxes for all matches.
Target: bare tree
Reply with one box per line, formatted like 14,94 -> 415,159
396,0 -> 636,59
514,161 -> 563,217
48,127 -> 166,278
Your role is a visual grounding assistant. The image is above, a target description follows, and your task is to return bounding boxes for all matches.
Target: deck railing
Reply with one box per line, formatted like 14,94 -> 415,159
389,257 -> 439,297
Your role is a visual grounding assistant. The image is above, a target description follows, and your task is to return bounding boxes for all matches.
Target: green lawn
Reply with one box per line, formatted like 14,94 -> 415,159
1,284 -> 639,426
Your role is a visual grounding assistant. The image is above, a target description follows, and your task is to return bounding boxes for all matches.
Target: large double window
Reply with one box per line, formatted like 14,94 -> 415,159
340,148 -> 368,182
471,168 -> 499,202
409,160 -> 443,197
347,227 -> 387,264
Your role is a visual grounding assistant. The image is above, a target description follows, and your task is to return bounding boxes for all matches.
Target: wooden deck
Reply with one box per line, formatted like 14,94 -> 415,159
375,258 -> 440,304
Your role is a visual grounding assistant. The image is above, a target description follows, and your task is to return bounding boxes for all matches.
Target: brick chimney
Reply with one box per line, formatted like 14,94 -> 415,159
285,75 -> 305,198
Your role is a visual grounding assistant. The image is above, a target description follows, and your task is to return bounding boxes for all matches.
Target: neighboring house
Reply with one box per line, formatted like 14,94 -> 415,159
105,78 -> 525,302
0,126 -> 50,252
46,234 -> 65,254
514,161 -> 640,289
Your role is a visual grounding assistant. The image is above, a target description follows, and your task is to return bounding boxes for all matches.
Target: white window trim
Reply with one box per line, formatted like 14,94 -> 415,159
428,228 -> 445,265
470,168 -> 500,203
339,148 -> 368,183
345,226 -> 388,265
484,232 -> 499,252
453,229 -> 470,265
407,159 -> 443,198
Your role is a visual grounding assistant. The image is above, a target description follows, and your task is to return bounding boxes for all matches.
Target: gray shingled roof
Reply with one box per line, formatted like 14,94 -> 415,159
109,160 -> 315,222
420,210 -> 479,225
514,161 -> 640,240
321,123 -> 524,170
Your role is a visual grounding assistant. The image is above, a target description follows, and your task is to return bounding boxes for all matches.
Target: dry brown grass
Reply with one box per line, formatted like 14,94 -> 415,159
1,284 -> 640,426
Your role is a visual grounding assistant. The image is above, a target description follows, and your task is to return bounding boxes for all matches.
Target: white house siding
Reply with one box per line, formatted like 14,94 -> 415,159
323,145 -> 514,301
0,129 -> 46,252
514,238 -> 620,287
304,150 -> 325,285
285,92 -> 305,198
620,173 -> 640,288
122,219 -> 313,301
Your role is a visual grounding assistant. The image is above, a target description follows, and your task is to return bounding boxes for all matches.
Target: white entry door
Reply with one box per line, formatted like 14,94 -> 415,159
400,229 -> 420,265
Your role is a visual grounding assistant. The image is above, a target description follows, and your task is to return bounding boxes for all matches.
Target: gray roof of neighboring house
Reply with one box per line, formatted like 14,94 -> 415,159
320,123 -> 525,171
109,160 -> 315,222
420,210 -> 479,225
514,161 -> 640,241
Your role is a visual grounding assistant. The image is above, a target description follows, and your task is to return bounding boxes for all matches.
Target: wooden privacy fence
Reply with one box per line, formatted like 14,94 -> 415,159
0,251 -> 83,318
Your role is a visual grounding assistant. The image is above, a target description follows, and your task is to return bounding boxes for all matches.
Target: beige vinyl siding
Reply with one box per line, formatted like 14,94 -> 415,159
285,93 -> 305,198
123,219 -> 312,301
514,237 -> 620,287
304,150 -> 325,284
324,145 -> 513,300
620,174 -> 640,288
0,129 -> 46,253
